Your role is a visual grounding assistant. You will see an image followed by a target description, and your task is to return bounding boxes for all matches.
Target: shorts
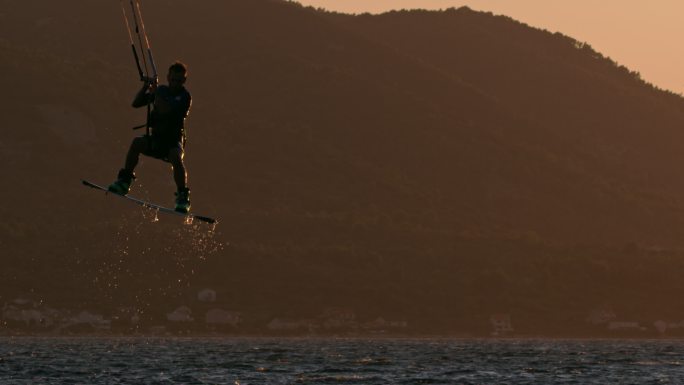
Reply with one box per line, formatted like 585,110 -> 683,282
141,135 -> 183,162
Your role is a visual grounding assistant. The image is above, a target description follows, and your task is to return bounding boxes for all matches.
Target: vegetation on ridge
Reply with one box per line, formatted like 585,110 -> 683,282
2,0 -> 684,335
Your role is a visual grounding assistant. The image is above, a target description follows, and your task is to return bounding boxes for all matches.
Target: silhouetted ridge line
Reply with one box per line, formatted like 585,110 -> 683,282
3,0 -> 684,335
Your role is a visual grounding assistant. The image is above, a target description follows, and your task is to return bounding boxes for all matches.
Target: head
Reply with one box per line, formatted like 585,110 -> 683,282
167,61 -> 188,91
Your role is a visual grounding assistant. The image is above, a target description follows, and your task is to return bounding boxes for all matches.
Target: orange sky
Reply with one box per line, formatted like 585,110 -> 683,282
295,0 -> 684,94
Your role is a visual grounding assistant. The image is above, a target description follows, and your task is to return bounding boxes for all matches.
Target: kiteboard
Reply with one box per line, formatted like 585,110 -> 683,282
82,180 -> 217,224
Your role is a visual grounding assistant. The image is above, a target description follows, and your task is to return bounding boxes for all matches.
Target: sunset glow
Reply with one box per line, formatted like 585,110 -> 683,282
295,0 -> 684,94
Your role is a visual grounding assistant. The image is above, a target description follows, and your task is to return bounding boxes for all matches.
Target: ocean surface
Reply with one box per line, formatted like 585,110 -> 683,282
1,337 -> 683,384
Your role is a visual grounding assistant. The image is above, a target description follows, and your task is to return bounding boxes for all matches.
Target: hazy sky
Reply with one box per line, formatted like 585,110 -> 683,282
295,1 -> 684,94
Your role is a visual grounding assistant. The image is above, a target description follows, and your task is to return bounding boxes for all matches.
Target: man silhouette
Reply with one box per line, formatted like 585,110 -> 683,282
108,61 -> 193,213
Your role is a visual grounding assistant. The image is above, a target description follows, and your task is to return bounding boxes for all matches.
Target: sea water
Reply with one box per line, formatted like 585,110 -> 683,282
1,337 -> 683,384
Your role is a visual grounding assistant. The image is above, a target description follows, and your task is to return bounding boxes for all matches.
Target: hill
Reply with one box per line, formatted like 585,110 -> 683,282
3,0 -> 684,335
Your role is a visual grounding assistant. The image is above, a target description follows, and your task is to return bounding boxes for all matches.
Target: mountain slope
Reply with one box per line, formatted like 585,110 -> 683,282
3,0 -> 684,333
325,6 -> 684,244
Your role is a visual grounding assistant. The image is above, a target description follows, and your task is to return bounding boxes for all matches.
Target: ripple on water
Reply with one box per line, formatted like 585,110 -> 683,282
3,338 -> 684,384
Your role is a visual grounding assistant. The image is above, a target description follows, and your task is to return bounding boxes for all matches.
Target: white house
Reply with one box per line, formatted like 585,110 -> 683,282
654,320 -> 668,334
57,310 -> 111,331
205,309 -> 241,327
490,314 -> 514,336
321,307 -> 357,329
167,306 -> 194,322
586,309 -> 616,325
197,289 -> 217,303
267,318 -> 317,331
362,317 -> 387,330
2,307 -> 47,327
608,321 -> 642,331
114,307 -> 141,325
2,300 -> 61,328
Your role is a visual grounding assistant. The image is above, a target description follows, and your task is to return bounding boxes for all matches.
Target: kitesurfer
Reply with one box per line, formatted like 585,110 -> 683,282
108,61 -> 193,213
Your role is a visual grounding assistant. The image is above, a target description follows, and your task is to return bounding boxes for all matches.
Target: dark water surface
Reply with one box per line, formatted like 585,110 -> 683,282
1,337 -> 683,384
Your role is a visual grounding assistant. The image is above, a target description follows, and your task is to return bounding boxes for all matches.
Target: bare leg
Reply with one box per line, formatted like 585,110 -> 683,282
124,136 -> 149,173
167,147 -> 187,190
